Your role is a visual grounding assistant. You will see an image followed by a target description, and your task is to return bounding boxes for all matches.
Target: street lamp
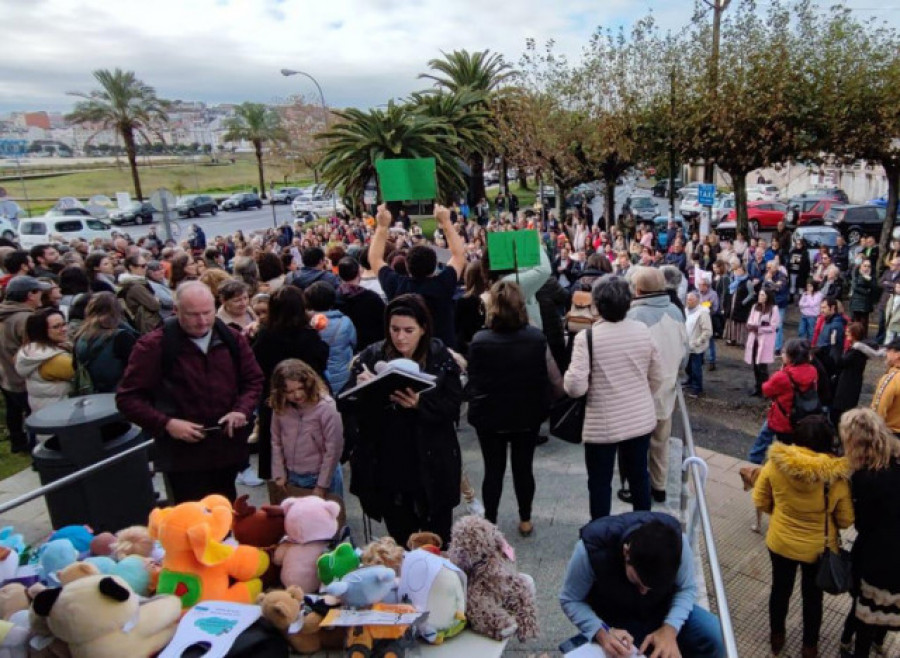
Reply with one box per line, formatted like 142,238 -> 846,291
280,68 -> 337,215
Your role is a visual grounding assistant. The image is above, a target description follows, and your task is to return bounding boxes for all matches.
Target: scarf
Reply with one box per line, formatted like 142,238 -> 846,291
729,273 -> 748,294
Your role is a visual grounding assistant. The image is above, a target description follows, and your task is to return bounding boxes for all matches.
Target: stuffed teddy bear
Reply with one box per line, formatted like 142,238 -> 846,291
407,532 -> 442,555
273,497 -> 340,593
361,538 -> 405,575
32,575 -> 181,658
257,587 -> 344,655
111,526 -> 155,561
446,516 -> 538,642
88,534 -> 115,558
149,495 -> 269,609
232,495 -> 285,548
0,585 -> 27,622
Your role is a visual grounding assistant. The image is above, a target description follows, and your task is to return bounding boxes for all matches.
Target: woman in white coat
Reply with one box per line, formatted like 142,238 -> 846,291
15,308 -> 73,412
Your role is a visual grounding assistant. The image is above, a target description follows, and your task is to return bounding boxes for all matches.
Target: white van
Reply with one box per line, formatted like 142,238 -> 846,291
18,216 -> 113,250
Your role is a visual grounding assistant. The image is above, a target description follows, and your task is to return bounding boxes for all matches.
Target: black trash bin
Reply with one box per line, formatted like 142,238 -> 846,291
26,394 -> 155,532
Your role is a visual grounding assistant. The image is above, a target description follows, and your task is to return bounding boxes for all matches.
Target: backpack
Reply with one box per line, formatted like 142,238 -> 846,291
778,371 -> 823,428
117,283 -> 160,335
565,290 -> 598,333
71,356 -> 95,397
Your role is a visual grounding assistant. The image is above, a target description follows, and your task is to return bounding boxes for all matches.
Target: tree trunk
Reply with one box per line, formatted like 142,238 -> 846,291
605,179 -> 616,233
254,140 -> 266,199
499,157 -> 508,196
470,156 -> 486,207
878,161 -> 900,273
122,127 -> 142,201
518,167 -> 529,191
732,170 -> 750,238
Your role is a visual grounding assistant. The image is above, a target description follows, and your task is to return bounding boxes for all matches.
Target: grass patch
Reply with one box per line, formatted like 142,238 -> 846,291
9,155 -> 314,208
0,397 -> 31,480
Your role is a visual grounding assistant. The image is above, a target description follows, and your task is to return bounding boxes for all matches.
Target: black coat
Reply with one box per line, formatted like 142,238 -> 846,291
335,285 -> 386,351
729,278 -> 756,324
831,343 -> 876,411
454,294 -> 484,355
851,460 -> 900,592
344,339 -> 462,521
536,277 -> 571,370
252,326 -> 329,397
466,326 -> 550,432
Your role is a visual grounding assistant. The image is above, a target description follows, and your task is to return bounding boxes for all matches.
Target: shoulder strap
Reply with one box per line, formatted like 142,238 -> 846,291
823,482 -> 830,551
586,325 -> 593,382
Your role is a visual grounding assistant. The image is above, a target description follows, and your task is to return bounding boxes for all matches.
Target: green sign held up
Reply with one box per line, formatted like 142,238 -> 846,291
486,230 -> 540,270
375,158 -> 437,201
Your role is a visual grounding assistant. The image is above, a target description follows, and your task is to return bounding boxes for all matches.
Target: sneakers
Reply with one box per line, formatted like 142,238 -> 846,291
651,488 -> 667,503
236,466 -> 264,487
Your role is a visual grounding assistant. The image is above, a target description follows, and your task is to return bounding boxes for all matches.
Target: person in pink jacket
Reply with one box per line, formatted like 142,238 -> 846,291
797,281 -> 823,342
745,288 -> 781,396
269,359 -> 344,497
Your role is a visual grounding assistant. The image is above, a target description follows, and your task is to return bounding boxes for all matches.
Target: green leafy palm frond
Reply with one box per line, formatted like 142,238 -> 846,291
222,102 -> 287,147
419,49 -> 516,93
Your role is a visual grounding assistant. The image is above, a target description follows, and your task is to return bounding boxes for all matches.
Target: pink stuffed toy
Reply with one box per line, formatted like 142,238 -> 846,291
273,497 -> 340,593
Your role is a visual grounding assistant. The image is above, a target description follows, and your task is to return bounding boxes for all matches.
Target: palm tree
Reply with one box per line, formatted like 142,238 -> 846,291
66,69 -> 169,200
318,102 -> 466,209
410,89 -> 494,158
419,50 -> 516,202
223,103 -> 287,200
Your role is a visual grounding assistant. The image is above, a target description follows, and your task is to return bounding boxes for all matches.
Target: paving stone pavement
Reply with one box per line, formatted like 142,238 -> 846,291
0,417 -> 892,657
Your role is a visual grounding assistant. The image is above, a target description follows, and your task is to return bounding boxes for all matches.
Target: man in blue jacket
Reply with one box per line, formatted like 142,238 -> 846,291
560,512 -> 724,658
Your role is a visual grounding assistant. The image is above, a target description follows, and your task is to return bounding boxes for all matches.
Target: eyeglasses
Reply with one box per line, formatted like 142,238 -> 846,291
48,322 -> 68,330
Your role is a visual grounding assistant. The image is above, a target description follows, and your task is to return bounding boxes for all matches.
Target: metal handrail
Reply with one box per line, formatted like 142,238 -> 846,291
675,387 -> 739,658
0,439 -> 154,516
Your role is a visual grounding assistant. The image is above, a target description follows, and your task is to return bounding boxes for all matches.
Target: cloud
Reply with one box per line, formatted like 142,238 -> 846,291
0,0 -> 895,113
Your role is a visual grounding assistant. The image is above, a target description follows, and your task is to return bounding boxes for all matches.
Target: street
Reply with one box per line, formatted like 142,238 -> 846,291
119,202 -> 299,242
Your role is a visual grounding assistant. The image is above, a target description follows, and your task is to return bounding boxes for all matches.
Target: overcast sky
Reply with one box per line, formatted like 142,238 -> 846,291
1,0 -> 897,114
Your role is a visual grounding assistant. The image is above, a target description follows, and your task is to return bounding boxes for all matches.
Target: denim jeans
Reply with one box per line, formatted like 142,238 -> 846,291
775,303 -> 788,351
686,353 -> 704,393
287,465 -> 344,497
798,315 -> 816,341
584,433 -> 651,520
707,337 -> 717,365
621,605 -> 725,658
748,420 -> 775,465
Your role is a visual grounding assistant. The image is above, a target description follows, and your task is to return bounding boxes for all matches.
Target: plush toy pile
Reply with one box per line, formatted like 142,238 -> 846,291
0,496 -> 538,656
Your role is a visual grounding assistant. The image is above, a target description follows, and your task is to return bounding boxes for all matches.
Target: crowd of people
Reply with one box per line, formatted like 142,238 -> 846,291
0,191 -> 899,656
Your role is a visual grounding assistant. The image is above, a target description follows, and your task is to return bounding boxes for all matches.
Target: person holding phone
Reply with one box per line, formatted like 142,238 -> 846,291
341,293 -> 462,548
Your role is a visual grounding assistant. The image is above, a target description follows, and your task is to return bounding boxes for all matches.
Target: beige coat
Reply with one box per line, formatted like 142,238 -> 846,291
563,319 -> 664,444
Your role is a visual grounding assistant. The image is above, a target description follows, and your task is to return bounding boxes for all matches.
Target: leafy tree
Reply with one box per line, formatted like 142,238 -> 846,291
66,68 -> 169,200
318,102 -> 466,210
419,49 -> 515,203
271,95 -> 328,184
223,102 -> 287,200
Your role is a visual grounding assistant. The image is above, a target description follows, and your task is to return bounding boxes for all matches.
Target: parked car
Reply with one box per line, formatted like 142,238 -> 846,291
623,194 -> 658,222
679,192 -> 703,219
651,178 -> 683,197
785,196 -> 842,227
824,204 -> 886,244
18,216 -> 112,250
109,201 -> 157,226
746,184 -> 781,201
221,193 -> 263,212
725,200 -> 789,232
792,225 -> 841,261
176,195 -> 218,218
46,207 -> 95,218
271,187 -> 303,204
713,195 -> 734,225
802,187 -> 850,204
483,171 -> 500,185
677,181 -> 703,200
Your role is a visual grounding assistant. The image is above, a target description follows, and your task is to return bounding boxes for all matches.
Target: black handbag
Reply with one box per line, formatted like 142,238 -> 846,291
549,327 -> 593,444
815,482 -> 853,595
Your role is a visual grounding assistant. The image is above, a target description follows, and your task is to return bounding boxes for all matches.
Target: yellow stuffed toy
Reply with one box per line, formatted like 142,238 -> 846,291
148,495 -> 269,609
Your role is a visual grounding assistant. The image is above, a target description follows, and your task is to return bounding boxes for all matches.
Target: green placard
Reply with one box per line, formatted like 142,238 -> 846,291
375,158 -> 437,201
487,230 -> 540,270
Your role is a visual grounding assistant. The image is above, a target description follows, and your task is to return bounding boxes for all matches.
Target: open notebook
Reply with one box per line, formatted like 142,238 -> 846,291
338,358 -> 436,404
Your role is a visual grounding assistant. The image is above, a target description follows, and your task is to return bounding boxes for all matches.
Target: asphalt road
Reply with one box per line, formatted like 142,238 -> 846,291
116,202 -> 300,242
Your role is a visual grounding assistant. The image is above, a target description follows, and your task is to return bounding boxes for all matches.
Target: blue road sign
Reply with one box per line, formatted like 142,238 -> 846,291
698,183 -> 716,206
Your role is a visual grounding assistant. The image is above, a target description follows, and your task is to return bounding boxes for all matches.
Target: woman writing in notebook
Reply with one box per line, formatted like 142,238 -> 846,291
342,293 -> 463,547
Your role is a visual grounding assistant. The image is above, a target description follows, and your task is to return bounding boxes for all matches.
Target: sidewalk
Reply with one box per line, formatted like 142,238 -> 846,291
0,420 -> 892,656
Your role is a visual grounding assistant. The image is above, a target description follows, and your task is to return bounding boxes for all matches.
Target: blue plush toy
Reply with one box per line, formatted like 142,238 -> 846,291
84,555 -> 151,596
322,565 -> 397,608
0,527 -> 25,555
48,526 -> 94,555
37,539 -> 78,586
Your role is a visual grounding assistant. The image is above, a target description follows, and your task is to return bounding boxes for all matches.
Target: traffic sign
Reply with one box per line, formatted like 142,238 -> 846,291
698,183 -> 716,206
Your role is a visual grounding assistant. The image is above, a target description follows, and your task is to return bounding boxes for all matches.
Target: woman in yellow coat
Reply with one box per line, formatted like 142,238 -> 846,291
753,416 -> 854,658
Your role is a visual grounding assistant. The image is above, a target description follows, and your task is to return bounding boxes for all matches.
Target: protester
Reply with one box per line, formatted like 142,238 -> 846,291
216,279 -> 256,331
84,252 -> 116,293
269,359 -> 344,497
15,307 -> 73,412
838,408 -> 900,656
117,281 -> 264,502
335,256 -> 385,351
559,512 -> 725,657
73,292 -> 138,394
798,281 -> 822,342
466,280 -> 564,536
724,262 -> 754,347
830,323 -> 881,427
752,416 -> 853,658
872,338 -> 900,436
564,276 -> 663,519
305,280 -> 356,395
145,260 -> 174,320
118,254 -> 162,334
455,262 -> 488,354
745,288 -> 780,396
761,338 -> 819,444
684,291 -> 712,397
343,293 -> 462,547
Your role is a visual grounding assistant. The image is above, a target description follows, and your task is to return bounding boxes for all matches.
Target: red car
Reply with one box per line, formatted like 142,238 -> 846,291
726,200 -> 789,231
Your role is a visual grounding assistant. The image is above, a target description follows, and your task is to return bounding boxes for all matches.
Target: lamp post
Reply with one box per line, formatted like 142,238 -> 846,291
280,68 -> 336,215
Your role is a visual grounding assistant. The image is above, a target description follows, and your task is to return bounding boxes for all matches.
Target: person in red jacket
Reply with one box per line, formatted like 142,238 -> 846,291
762,338 -> 819,444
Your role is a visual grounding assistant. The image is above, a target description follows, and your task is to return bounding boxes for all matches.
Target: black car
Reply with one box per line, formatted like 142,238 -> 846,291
176,195 -> 218,218
823,204 -> 886,244
109,201 -> 156,226
651,178 -> 683,197
221,193 -> 263,211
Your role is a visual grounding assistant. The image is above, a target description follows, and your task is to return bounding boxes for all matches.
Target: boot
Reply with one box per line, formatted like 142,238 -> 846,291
800,645 -> 817,658
770,632 -> 785,656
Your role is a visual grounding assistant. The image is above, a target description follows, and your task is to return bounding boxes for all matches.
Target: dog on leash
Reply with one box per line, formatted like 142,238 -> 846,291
739,465 -> 764,533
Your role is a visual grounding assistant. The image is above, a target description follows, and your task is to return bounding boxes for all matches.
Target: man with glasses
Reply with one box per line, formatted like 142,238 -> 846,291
118,254 -> 162,334
560,512 -> 725,657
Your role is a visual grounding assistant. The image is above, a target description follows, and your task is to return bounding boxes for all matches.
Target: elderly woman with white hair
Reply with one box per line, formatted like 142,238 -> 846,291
563,276 -> 664,519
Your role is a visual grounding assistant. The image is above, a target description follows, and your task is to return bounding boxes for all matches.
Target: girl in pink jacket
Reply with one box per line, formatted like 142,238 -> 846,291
797,281 -> 822,342
269,359 -> 344,497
